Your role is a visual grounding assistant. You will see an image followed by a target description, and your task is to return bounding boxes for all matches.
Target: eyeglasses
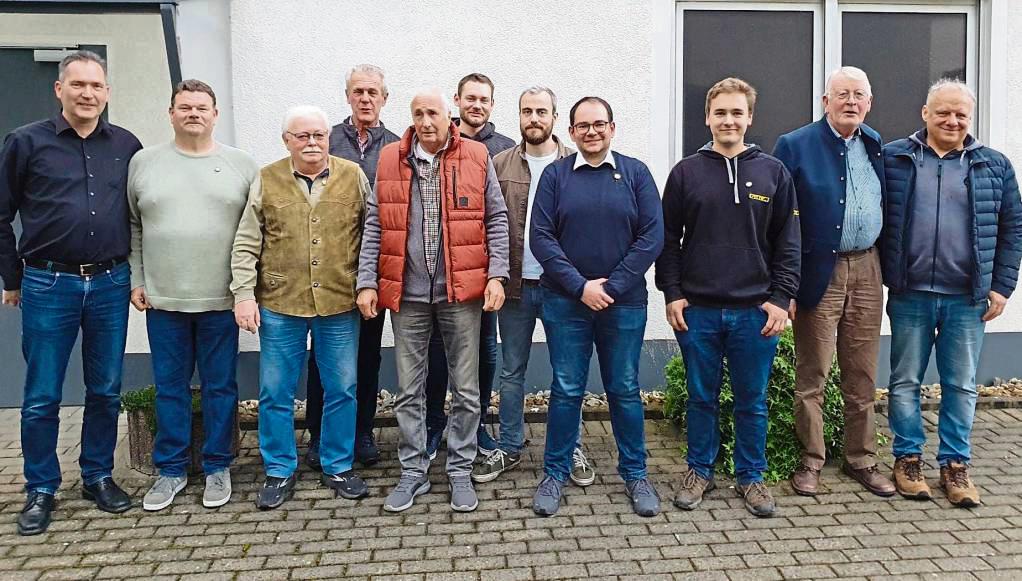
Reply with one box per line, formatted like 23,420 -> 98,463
286,131 -> 329,143
830,90 -> 870,103
572,121 -> 610,134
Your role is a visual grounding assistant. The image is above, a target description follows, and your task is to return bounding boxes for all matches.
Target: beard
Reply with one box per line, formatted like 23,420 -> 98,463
460,114 -> 485,129
522,124 -> 553,146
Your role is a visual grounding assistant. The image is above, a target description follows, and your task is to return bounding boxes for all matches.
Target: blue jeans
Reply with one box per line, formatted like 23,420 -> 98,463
541,290 -> 647,482
425,310 -> 497,433
258,307 -> 359,477
887,291 -> 986,464
20,263 -> 130,494
147,309 -> 239,477
675,306 -> 779,486
497,283 -> 581,454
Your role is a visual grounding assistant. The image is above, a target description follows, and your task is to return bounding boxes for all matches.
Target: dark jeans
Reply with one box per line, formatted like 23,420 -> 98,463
676,306 -> 780,486
426,310 -> 498,433
147,309 -> 239,477
306,310 -> 386,446
20,263 -> 130,494
541,290 -> 647,483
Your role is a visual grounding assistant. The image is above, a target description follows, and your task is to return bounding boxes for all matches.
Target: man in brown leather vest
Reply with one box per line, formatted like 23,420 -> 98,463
231,106 -> 371,510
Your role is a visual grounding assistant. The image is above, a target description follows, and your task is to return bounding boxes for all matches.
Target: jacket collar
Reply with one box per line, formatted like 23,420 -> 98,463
514,134 -> 572,161
454,117 -> 496,142
399,122 -> 461,161
815,116 -> 881,147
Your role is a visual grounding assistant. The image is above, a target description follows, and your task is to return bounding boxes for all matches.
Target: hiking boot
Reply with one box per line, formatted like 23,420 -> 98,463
940,461 -> 980,508
673,467 -> 715,510
532,475 -> 565,516
143,475 -> 187,511
426,427 -> 444,461
569,447 -> 596,487
737,481 -> 776,518
322,470 -> 369,500
893,455 -> 932,500
790,464 -> 820,496
472,449 -> 521,483
624,477 -> 661,517
843,463 -> 896,497
449,474 -> 479,512
202,470 -> 232,508
477,426 -> 498,457
355,432 -> 381,467
383,474 -> 431,512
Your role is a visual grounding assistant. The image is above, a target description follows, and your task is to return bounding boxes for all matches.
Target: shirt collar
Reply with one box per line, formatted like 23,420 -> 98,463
291,161 -> 330,182
573,150 -> 616,170
53,113 -> 110,137
412,135 -> 450,162
825,118 -> 860,144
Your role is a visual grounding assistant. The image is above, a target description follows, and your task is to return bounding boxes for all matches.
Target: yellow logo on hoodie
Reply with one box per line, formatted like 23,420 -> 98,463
748,193 -> 770,203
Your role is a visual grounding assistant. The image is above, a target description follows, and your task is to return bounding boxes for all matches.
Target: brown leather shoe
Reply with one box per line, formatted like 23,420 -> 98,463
893,455 -> 932,500
843,463 -> 896,497
790,465 -> 820,496
940,462 -> 980,508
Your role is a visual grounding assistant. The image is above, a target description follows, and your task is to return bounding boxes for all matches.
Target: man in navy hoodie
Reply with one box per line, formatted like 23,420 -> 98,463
530,96 -> 664,518
656,78 -> 800,518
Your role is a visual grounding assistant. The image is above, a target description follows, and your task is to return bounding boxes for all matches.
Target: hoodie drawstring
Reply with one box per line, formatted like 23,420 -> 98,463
725,156 -> 739,204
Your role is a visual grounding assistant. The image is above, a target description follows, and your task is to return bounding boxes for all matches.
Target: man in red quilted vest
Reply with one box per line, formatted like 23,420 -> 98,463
357,89 -> 509,513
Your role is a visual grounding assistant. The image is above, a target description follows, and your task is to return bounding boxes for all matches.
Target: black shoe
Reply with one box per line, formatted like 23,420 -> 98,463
82,477 -> 132,513
255,475 -> 296,510
17,491 -> 55,536
355,432 -> 381,467
322,470 -> 369,500
305,442 -> 322,471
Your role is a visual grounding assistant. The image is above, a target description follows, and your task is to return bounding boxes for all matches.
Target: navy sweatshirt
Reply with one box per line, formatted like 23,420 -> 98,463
529,152 -> 664,306
655,144 -> 801,309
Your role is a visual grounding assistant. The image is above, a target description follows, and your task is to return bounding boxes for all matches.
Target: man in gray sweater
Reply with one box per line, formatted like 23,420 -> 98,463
128,80 -> 258,511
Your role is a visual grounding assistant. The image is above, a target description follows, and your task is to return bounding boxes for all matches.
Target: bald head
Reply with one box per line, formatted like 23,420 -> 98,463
410,88 -> 452,154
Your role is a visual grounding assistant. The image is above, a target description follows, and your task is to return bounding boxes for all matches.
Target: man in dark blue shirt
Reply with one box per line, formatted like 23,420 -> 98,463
0,50 -> 142,535
529,96 -> 664,518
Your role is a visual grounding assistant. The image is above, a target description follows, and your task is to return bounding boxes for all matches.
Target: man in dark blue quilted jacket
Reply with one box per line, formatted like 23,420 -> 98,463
880,79 -> 1022,507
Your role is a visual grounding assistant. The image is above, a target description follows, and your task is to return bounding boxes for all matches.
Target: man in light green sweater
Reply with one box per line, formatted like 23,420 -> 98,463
127,80 -> 258,512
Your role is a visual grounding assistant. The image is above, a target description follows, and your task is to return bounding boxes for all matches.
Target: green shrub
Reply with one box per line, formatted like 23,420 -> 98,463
663,327 -> 861,482
121,385 -> 201,435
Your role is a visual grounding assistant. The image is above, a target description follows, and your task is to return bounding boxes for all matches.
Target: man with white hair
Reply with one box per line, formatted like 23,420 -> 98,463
773,66 -> 894,498
231,105 -> 372,510
881,79 -> 1022,506
357,89 -> 509,513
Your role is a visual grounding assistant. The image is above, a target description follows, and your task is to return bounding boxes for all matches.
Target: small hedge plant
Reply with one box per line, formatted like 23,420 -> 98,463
121,385 -> 201,435
664,327 -> 878,482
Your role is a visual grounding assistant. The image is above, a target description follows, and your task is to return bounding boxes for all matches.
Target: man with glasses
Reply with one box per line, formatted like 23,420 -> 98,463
357,89 -> 509,513
773,66 -> 895,498
530,97 -> 664,517
472,86 -> 595,485
232,106 -> 371,509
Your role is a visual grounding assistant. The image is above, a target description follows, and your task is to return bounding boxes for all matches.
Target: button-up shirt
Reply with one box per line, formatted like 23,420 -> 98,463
829,123 -> 882,252
0,114 -> 142,290
414,138 -> 448,277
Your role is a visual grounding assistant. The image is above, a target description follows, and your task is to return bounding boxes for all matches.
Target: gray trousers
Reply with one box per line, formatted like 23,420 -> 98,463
391,299 -> 481,477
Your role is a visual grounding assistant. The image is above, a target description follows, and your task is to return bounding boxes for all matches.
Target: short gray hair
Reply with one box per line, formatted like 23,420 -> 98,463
825,66 -> 871,96
345,64 -> 388,97
410,88 -> 452,116
281,105 -> 331,134
58,50 -> 107,81
927,78 -> 976,105
519,85 -> 558,114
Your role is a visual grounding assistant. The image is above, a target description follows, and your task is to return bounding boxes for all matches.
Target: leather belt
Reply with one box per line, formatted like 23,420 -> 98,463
521,279 -> 541,286
24,257 -> 126,277
837,247 -> 873,258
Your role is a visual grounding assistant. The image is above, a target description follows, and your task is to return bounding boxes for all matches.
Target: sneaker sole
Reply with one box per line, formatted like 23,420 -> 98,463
570,472 -> 596,487
471,459 -> 521,484
896,487 -> 933,501
673,480 -> 715,510
322,476 -> 370,501
383,480 -> 431,512
202,486 -> 232,508
142,480 -> 187,511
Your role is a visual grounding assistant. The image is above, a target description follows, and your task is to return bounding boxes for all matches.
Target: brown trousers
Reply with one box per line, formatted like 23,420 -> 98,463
793,248 -> 882,470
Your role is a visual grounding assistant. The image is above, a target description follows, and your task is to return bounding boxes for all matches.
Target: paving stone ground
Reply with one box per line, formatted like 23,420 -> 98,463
0,407 -> 1020,580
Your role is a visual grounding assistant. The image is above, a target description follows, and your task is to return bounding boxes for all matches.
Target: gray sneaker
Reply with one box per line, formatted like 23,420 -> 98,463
532,475 -> 565,516
737,481 -> 777,518
449,475 -> 478,512
673,467 -> 715,510
625,477 -> 661,517
383,474 -> 431,512
143,475 -> 187,511
570,447 -> 596,486
472,449 -> 521,483
203,470 -> 232,508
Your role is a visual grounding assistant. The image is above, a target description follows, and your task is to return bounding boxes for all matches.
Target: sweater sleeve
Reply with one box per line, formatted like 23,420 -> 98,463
654,167 -> 686,303
482,159 -> 510,279
126,154 -> 145,290
992,159 -> 1022,298
766,166 -> 802,308
357,177 -> 383,292
603,162 -> 664,300
529,163 -> 588,298
230,175 -> 264,303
